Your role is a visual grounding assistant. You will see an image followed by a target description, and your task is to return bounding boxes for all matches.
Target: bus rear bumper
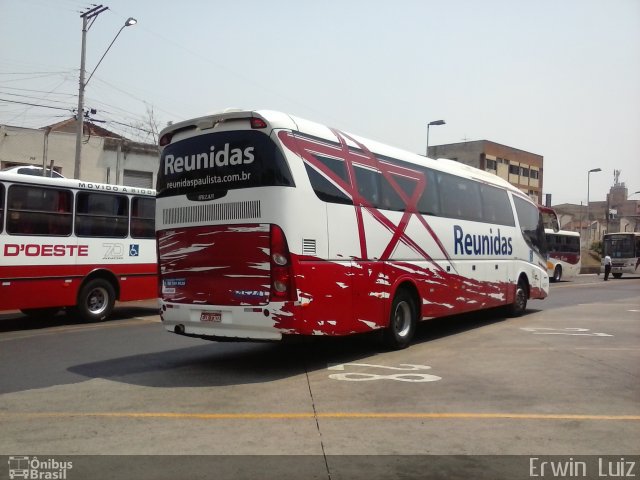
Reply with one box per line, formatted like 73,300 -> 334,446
159,301 -> 283,341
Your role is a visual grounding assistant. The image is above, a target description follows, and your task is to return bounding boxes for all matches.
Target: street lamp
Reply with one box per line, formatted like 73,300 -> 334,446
74,6 -> 137,179
586,167 -> 602,246
426,120 -> 445,157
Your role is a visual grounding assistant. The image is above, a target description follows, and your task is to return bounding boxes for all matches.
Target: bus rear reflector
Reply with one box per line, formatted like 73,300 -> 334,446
250,118 -> 268,129
270,224 -> 296,301
159,132 -> 173,146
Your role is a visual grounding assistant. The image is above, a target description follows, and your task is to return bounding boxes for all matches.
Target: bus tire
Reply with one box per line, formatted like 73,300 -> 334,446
75,278 -> 116,322
552,265 -> 562,282
507,278 -> 528,317
383,289 -> 417,350
612,273 -> 622,279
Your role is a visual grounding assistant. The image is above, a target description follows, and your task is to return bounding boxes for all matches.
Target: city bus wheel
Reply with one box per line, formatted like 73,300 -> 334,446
75,278 -> 116,322
612,273 -> 622,279
552,265 -> 562,282
383,290 -> 417,350
507,279 -> 528,317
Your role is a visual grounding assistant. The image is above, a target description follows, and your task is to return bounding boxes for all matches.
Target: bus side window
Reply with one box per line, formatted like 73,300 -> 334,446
0,183 -> 4,233
131,197 -> 156,238
417,168 -> 440,216
480,184 -> 515,226
76,192 -> 128,238
354,166 -> 380,207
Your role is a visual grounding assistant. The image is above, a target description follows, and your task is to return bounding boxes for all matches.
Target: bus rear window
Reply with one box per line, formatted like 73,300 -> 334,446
156,130 -> 294,198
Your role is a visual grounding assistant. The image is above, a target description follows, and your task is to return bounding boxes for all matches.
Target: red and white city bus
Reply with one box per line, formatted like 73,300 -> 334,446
545,229 -> 581,282
156,109 -> 551,349
0,171 -> 157,321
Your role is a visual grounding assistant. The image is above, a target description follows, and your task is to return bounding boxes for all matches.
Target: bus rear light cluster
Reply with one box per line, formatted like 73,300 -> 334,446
270,224 -> 296,301
250,117 -> 268,129
159,132 -> 173,146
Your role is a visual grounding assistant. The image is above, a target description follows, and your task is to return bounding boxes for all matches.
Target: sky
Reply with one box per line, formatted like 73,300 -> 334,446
1,0 -> 639,205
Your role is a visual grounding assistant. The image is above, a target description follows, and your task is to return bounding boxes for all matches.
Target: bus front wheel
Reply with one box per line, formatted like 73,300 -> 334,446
507,279 -> 528,317
75,278 -> 116,322
383,289 -> 417,350
612,273 -> 622,279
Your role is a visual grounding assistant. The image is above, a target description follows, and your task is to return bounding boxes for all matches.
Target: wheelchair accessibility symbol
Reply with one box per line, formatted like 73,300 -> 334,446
129,244 -> 139,256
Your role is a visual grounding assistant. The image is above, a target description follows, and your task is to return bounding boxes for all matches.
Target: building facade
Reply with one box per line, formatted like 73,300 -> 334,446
428,140 -> 543,204
552,176 -> 640,247
0,120 -> 158,188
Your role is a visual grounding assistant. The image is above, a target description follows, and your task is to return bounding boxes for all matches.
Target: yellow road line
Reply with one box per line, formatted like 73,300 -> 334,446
1,412 -> 638,421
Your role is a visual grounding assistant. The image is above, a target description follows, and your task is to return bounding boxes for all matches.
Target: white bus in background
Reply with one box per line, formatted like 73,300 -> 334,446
0,172 -> 157,321
155,109 -> 553,349
545,229 -> 581,282
602,232 -> 640,278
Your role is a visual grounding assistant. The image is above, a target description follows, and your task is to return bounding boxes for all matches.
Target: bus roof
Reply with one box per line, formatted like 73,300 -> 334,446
0,171 -> 155,196
160,109 -> 528,199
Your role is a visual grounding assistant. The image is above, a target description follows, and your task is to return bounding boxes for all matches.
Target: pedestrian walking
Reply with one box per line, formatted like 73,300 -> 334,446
603,254 -> 612,281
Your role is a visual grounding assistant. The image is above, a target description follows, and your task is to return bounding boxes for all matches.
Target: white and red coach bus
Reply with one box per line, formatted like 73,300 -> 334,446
156,110 -> 551,349
0,171 -> 157,321
545,229 -> 581,282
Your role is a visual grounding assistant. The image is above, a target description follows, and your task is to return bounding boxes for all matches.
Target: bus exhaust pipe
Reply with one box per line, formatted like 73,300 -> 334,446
174,324 -> 185,335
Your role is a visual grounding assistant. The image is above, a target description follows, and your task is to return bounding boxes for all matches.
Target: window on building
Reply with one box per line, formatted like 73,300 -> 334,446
123,170 -> 153,189
521,167 -> 530,177
486,159 -> 497,170
530,170 -> 539,179
509,165 -> 520,175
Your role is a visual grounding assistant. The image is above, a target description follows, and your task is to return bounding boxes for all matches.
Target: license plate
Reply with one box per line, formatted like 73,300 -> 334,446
200,311 -> 222,323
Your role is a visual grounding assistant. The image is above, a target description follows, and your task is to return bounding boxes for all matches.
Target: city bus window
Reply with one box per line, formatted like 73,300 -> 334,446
379,173 -> 405,212
480,184 -> 515,226
304,163 -> 353,205
354,166 -> 380,207
76,192 -> 128,238
6,185 -> 72,235
513,195 -> 546,255
131,197 -> 156,238
417,168 -> 440,216
438,172 -> 482,222
0,183 -> 4,233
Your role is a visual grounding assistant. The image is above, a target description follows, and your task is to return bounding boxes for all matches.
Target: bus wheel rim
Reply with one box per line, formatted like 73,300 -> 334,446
88,287 -> 108,315
393,301 -> 412,338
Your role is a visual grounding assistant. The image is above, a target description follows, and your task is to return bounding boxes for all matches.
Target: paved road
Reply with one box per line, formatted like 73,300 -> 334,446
0,276 -> 638,479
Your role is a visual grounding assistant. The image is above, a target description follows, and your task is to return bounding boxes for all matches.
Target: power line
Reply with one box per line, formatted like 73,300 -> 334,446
0,97 -> 73,112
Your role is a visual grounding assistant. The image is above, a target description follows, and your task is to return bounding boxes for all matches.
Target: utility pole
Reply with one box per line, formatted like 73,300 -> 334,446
74,5 -> 108,180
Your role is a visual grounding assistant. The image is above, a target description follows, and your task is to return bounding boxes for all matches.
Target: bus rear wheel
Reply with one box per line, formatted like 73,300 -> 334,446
75,278 -> 116,322
383,289 -> 417,350
552,265 -> 562,282
612,273 -> 622,279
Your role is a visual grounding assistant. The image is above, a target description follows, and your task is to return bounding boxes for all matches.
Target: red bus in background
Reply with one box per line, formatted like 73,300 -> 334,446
0,171 -> 157,321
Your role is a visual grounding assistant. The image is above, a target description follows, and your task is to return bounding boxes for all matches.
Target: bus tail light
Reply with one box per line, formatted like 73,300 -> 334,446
270,225 -> 297,301
250,117 -> 268,129
159,132 -> 173,146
